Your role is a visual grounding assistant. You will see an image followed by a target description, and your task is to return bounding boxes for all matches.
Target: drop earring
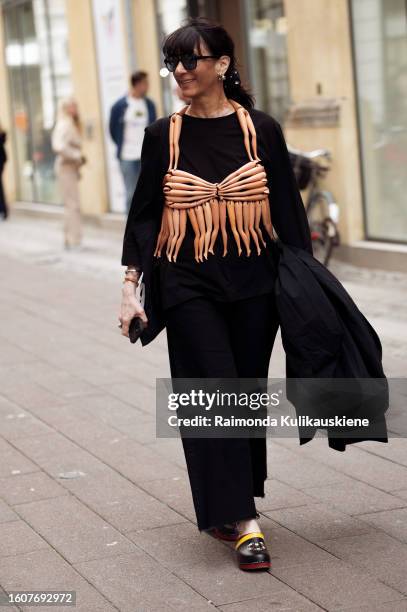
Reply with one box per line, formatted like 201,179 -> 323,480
217,71 -> 226,81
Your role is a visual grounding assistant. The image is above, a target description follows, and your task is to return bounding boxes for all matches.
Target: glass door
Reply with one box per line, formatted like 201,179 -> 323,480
350,0 -> 407,242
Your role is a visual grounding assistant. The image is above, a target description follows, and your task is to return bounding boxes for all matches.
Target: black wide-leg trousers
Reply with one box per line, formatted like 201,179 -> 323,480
164,293 -> 280,531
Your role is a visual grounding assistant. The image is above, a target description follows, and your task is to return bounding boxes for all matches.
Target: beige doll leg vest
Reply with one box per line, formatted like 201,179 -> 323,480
153,98 -> 275,263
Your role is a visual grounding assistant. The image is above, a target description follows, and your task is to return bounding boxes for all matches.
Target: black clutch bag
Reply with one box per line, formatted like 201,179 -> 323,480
129,317 -> 147,344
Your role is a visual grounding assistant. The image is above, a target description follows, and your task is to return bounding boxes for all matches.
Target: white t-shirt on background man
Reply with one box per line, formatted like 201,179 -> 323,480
120,96 -> 148,161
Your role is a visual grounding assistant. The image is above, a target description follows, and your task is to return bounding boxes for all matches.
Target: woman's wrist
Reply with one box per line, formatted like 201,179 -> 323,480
122,265 -> 141,288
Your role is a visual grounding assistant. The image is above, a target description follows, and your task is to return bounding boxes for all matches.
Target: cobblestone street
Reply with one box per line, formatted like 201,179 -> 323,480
0,214 -> 407,611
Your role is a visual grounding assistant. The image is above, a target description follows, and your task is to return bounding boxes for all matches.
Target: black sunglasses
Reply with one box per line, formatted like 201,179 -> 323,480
164,53 -> 219,72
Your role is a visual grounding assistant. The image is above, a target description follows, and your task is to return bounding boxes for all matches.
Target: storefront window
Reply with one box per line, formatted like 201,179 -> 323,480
3,0 -> 73,204
243,0 -> 290,124
350,0 -> 407,243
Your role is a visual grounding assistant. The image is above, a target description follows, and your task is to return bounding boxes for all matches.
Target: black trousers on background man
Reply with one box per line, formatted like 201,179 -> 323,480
0,164 -> 8,219
164,293 -> 280,531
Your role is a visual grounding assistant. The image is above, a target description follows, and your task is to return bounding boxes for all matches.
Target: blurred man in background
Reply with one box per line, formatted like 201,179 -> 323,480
109,71 -> 157,214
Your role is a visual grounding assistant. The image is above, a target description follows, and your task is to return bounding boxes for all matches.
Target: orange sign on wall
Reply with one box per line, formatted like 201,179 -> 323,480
14,110 -> 28,131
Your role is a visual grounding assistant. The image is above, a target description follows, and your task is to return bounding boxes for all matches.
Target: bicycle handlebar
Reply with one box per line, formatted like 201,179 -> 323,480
287,145 -> 332,161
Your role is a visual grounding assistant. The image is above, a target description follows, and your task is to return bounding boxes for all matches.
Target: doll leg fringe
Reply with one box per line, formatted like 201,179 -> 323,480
209,198 -> 220,255
234,202 -> 250,256
219,201 -> 228,256
261,196 -> 274,241
154,195 -> 273,262
226,201 -> 242,256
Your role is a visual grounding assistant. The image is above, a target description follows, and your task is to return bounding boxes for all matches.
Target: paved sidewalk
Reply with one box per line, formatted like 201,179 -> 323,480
0,215 -> 407,611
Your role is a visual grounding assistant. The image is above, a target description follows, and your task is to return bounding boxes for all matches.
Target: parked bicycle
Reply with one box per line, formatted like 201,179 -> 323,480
288,145 -> 340,266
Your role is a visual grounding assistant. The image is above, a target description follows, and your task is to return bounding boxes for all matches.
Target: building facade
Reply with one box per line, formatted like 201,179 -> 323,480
0,0 -> 406,259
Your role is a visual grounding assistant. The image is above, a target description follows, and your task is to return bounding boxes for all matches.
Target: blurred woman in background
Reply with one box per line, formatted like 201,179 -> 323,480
0,122 -> 8,220
52,97 -> 86,250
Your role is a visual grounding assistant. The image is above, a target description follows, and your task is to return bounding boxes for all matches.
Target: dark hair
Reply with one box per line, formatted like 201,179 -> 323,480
163,16 -> 255,109
130,71 -> 148,87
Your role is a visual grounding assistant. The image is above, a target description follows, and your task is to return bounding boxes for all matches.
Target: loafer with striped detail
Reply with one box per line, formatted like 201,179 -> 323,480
207,523 -> 239,541
235,531 -> 271,571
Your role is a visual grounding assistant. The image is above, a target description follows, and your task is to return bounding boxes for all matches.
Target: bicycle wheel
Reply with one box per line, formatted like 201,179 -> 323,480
306,192 -> 339,266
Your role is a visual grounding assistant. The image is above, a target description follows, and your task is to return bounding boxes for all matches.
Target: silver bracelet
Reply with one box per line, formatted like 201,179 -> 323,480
125,268 -> 141,274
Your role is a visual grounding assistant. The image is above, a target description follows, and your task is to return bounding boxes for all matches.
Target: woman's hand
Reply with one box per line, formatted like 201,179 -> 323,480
119,281 -> 148,338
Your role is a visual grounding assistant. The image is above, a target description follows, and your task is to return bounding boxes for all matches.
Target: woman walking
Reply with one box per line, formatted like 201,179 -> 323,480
0,122 -> 8,220
52,97 -> 86,250
119,17 -> 313,571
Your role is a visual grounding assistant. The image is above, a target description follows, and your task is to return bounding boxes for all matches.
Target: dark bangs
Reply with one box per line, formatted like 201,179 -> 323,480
163,27 -> 205,58
162,17 -> 255,109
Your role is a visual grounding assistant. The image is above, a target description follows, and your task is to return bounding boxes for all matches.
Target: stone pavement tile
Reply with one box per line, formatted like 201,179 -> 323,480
0,408 -> 53,440
128,522 -> 233,570
0,548 -> 116,611
218,590 -> 324,611
16,360 -> 98,400
14,495 -> 136,565
0,379 -> 66,412
266,444 -> 352,489
88,489 -> 188,532
112,415 -> 157,445
41,352 -> 131,387
34,403 -> 136,449
0,395 -> 20,414
0,339 -> 36,367
76,434 -> 186,483
0,520 -> 48,557
0,471 -> 68,505
358,507 -> 407,543
111,358 -> 161,388
63,393 -> 157,445
351,439 -> 407,467
35,409 -> 186,483
336,599 -> 407,611
70,341 -> 130,370
60,464 -> 140,505
74,550 -> 218,611
316,531 -> 407,596
384,355 -> 407,377
0,324 -> 83,365
145,438 -> 187,469
255,479 -> 318,512
262,502 -> 375,541
271,557 -> 402,610
130,529 -> 324,611
105,381 -> 156,415
172,549 -> 290,606
10,432 -> 112,478
258,523 -> 336,570
273,440 -> 407,492
305,479 -> 407,515
0,439 -> 39,478
392,489 -> 407,500
141,476 -> 198,524
0,499 -> 19,524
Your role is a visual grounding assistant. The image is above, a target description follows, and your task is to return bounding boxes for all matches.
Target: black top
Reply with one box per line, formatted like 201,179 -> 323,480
158,111 -> 277,310
121,107 -> 313,346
